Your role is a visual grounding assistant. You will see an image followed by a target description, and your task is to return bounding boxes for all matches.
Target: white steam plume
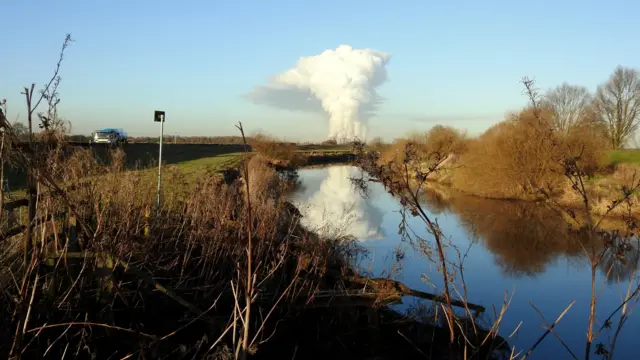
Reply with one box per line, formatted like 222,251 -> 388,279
245,45 -> 391,142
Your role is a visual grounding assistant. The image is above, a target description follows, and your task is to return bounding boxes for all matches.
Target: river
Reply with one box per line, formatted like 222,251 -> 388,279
290,165 -> 640,360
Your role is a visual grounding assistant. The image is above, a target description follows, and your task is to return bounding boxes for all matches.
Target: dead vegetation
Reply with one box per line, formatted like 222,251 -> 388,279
451,106 -> 609,200
376,125 -> 468,185
0,35 -> 342,359
248,132 -> 300,165
0,101 -> 369,359
0,124 -> 503,359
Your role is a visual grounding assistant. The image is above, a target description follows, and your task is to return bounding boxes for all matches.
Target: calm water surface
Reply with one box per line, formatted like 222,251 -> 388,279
290,165 -> 640,360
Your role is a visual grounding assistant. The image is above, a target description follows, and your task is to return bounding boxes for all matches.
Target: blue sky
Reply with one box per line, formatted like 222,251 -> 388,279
1,0 -> 638,141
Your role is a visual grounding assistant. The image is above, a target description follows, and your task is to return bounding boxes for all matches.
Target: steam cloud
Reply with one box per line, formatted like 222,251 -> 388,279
245,45 -> 391,142
293,166 -> 385,241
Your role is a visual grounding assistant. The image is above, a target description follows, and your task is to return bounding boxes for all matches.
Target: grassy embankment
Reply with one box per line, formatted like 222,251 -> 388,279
2,141 -> 356,200
558,150 -> 640,218
119,141 -> 356,191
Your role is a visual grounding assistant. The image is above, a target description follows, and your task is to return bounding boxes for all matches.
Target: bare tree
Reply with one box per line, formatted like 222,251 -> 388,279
593,66 -> 640,149
541,82 -> 593,134
10,122 -> 29,141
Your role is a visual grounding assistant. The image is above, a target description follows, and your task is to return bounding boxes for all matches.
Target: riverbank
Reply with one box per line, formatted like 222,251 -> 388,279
362,118 -> 640,222
377,150 -> 640,222
1,151 -> 508,359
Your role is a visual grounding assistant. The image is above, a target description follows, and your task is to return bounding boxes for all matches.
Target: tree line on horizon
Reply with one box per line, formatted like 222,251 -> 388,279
375,65 -> 640,150
538,65 -> 640,149
370,65 -> 640,200
4,65 -> 638,148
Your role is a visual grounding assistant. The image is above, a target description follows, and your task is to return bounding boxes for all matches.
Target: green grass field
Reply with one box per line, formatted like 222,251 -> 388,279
171,152 -> 244,177
608,149 -> 640,165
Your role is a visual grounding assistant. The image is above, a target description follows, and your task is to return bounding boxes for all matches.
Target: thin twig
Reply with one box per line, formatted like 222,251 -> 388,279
529,302 -> 579,359
25,322 -> 157,339
522,300 -> 575,360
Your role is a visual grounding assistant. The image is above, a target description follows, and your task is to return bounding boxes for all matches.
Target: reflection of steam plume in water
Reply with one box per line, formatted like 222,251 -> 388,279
245,45 -> 391,142
297,167 -> 384,241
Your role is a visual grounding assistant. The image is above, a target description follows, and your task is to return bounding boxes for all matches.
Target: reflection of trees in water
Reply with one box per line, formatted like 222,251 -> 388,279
421,187 -> 592,277
297,166 -> 386,241
599,236 -> 640,284
418,185 -> 450,216
421,186 -> 640,280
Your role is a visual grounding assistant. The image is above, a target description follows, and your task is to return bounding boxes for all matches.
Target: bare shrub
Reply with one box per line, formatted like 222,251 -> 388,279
367,136 -> 388,152
249,132 -> 299,164
451,104 -> 608,200
562,122 -> 609,175
11,122 -> 28,138
60,147 -> 100,182
421,125 -> 468,156
452,107 -> 563,199
377,137 -> 410,165
321,138 -> 338,146
246,154 -> 292,206
378,125 -> 467,178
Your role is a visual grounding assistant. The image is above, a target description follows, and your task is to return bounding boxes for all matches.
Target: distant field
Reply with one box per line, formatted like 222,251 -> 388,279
608,149 -> 640,165
4,152 -> 246,201
2,143 -> 249,193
